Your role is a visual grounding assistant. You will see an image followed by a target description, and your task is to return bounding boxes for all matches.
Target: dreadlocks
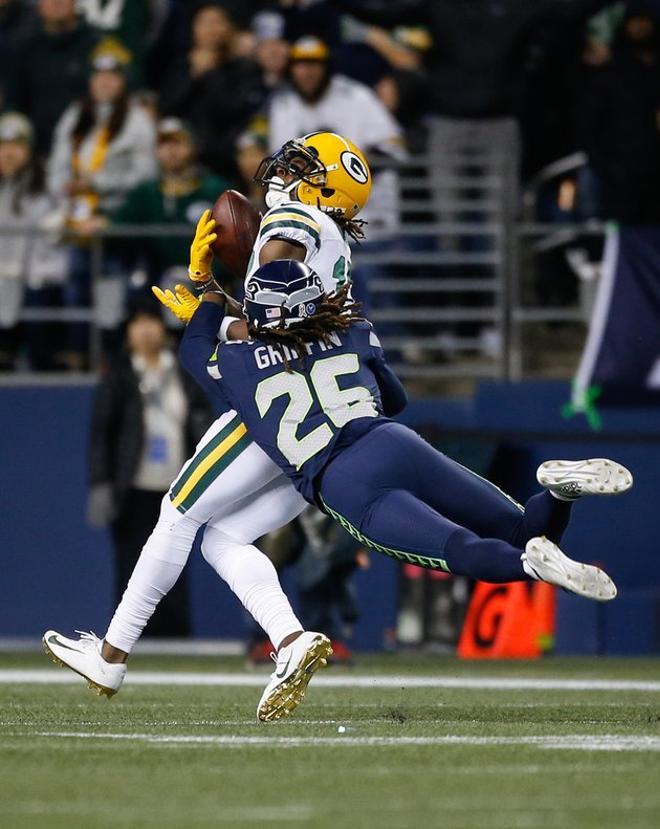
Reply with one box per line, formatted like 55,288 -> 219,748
248,284 -> 363,371
328,210 -> 367,242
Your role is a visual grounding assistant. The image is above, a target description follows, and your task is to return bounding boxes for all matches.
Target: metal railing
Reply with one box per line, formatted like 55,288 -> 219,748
0,132 -> 602,384
0,218 -> 602,384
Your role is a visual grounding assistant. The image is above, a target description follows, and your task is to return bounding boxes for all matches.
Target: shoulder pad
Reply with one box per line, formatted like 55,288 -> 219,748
258,204 -> 322,252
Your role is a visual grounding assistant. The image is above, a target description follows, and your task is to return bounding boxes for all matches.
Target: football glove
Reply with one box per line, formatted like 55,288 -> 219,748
188,208 -> 217,282
152,284 -> 201,323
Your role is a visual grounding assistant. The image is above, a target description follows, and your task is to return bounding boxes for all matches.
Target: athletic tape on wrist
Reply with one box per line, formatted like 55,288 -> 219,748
219,316 -> 241,342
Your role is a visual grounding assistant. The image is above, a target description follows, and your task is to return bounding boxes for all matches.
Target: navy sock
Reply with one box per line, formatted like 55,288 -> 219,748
522,490 -> 573,545
445,528 -> 531,583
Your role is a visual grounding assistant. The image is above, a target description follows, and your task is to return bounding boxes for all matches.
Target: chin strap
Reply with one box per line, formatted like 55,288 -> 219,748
264,176 -> 299,209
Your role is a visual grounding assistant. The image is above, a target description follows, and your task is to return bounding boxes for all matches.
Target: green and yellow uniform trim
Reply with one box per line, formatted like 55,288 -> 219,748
259,206 -> 321,250
320,497 -> 451,573
170,415 -> 251,513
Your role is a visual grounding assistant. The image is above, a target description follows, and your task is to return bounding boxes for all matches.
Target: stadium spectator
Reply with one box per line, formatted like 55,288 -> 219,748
144,1 -> 196,90
252,10 -> 290,93
87,305 -> 213,637
264,0 -> 341,45
159,2 -> 263,180
82,118 -> 230,294
337,14 -> 431,129
76,0 -> 152,86
583,2 -> 626,66
8,0 -> 100,154
47,39 -> 156,368
0,112 -> 68,371
0,0 -> 35,110
334,1 -> 612,121
338,13 -> 424,80
254,0 -> 428,114
237,36 -> 405,232
512,2 -> 624,179
48,39 -> 156,224
576,2 -> 660,224
339,13 -> 424,76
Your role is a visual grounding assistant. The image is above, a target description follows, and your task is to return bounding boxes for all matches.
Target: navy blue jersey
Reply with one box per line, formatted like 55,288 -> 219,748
205,320 -> 406,501
177,302 -> 407,501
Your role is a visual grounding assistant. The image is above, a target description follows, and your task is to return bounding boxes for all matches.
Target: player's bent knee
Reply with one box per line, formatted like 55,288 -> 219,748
202,527 -> 279,588
155,494 -> 202,535
200,525 -> 243,567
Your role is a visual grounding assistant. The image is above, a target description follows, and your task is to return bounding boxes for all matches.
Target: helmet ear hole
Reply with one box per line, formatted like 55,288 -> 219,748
321,188 -> 335,198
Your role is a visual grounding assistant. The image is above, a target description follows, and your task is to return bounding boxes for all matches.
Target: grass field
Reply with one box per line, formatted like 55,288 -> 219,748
2,653 -> 660,829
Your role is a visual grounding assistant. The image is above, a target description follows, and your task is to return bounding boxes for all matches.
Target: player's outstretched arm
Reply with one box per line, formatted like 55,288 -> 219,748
374,361 -> 408,416
178,293 -> 228,402
366,328 -> 408,416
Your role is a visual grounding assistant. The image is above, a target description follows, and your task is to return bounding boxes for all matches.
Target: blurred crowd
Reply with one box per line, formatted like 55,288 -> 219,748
1,0 -> 660,370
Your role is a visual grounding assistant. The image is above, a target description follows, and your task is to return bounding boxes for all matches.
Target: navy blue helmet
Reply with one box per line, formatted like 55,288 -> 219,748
243,260 -> 325,330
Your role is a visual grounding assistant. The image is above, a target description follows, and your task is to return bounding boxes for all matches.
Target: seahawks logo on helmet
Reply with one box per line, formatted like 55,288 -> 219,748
340,151 -> 369,184
243,261 -> 324,330
244,280 -> 259,300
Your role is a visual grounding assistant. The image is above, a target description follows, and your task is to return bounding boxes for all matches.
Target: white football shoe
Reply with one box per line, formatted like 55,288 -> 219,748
522,537 -> 617,601
257,631 -> 332,723
537,458 -> 633,500
43,630 -> 126,697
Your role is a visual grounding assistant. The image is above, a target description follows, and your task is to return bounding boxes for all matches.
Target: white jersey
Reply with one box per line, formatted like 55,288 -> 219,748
246,201 -> 351,292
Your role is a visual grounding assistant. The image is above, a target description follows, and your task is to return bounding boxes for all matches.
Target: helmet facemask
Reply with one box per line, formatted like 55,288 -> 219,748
255,133 -> 371,224
254,139 -> 327,208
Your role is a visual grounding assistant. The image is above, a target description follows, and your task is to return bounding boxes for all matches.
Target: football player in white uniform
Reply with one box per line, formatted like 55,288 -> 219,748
44,132 -> 374,721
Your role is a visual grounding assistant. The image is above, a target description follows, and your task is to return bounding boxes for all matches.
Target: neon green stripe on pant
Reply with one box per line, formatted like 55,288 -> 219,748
320,497 -> 451,572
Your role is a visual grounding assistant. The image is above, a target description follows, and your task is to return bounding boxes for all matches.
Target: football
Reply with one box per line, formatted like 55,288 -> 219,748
211,190 -> 261,278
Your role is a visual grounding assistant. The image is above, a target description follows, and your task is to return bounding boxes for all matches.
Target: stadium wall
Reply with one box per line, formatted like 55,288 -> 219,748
1,382 -> 658,654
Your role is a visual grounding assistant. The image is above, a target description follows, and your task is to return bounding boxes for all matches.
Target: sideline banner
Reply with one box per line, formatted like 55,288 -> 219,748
572,225 -> 660,421
457,582 -> 555,660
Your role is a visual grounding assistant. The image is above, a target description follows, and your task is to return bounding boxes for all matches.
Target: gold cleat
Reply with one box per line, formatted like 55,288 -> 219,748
257,632 -> 332,723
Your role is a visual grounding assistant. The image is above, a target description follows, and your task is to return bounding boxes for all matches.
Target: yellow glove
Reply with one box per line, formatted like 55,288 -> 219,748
188,208 -> 217,283
152,284 -> 201,324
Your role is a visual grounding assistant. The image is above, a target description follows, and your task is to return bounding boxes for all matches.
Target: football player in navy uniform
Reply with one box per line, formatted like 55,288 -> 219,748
180,259 -> 632,601
44,132 -> 375,723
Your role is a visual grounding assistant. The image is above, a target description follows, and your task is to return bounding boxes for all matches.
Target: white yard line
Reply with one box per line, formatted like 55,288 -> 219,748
13,731 -> 660,752
1,669 -> 660,692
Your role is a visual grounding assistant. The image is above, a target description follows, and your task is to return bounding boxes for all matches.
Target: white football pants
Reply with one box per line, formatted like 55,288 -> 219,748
104,411 -> 307,653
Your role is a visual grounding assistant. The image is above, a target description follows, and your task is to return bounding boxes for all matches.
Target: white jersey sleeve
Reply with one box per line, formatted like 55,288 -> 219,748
247,201 -> 352,296
256,204 -> 322,259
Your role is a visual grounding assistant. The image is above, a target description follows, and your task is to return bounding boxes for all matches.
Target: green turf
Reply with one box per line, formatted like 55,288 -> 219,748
5,649 -> 660,677
1,654 -> 660,829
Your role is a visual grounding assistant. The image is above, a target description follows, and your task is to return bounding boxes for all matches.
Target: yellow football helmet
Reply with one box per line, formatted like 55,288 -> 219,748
254,132 -> 372,220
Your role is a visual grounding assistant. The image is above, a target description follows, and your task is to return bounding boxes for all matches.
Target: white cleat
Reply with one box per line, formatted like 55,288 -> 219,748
522,537 -> 617,602
537,458 -> 633,500
42,630 -> 126,697
257,631 -> 332,723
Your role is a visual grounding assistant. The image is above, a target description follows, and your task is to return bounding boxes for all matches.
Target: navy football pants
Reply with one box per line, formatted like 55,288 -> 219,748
319,422 -> 572,583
